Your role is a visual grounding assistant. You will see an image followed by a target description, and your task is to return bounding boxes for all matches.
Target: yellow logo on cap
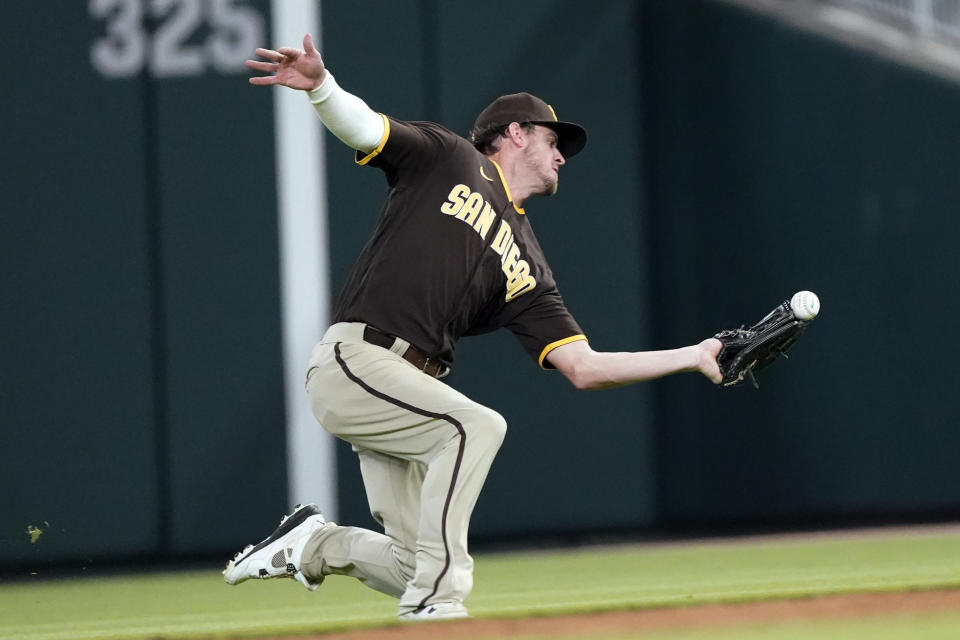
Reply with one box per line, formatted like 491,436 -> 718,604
547,105 -> 558,121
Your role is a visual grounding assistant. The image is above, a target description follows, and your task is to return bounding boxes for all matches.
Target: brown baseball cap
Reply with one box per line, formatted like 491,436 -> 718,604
473,92 -> 588,158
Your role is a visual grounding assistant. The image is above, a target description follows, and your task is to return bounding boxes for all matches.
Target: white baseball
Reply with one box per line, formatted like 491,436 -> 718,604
790,290 -> 820,321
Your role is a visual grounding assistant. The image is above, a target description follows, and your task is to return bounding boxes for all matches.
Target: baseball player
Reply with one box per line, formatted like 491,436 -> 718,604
224,34 -> 723,621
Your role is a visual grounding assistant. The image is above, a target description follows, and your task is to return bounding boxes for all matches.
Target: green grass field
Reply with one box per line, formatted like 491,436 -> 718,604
3,527 -> 960,640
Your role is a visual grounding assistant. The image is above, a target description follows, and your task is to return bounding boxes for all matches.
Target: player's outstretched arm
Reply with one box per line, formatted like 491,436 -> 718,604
246,33 -> 327,91
546,338 -> 722,390
246,33 -> 384,153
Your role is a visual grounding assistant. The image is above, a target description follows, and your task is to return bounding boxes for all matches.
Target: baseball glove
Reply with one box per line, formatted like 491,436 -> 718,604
714,300 -> 810,388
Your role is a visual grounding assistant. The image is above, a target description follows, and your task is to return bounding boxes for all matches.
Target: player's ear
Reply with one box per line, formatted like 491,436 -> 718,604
504,122 -> 526,147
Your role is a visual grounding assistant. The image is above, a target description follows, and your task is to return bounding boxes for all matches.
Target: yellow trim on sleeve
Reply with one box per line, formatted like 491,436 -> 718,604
490,160 -> 525,215
538,334 -> 587,369
355,114 -> 391,166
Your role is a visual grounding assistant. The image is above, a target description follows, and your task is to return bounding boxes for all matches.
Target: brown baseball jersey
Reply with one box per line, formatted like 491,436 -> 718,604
332,115 -> 586,368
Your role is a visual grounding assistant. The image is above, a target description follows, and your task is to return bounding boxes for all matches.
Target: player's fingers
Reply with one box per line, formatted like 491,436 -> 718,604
303,33 -> 316,54
248,76 -> 278,86
254,47 -> 285,62
245,59 -> 278,73
276,46 -> 302,58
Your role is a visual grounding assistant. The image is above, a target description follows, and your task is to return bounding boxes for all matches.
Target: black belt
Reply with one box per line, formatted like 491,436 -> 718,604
362,326 -> 447,378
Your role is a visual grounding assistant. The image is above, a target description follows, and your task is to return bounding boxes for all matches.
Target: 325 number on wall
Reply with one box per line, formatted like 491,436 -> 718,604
90,0 -> 265,78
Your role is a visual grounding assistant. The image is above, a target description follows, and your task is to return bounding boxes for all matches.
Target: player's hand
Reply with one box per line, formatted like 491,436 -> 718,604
697,337 -> 723,384
245,33 -> 326,91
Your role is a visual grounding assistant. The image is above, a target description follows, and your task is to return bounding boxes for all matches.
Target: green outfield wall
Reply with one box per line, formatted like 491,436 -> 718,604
640,0 -> 960,525
2,0 -> 959,570
1,0 -> 286,565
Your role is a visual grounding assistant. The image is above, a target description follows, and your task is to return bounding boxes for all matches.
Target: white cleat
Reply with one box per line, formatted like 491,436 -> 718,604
398,602 -> 471,622
222,503 -> 328,591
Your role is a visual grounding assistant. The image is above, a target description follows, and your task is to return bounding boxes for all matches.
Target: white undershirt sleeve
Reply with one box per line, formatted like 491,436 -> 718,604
307,72 -> 385,153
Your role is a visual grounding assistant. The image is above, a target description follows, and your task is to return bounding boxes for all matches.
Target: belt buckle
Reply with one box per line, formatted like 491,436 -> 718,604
421,357 -> 435,377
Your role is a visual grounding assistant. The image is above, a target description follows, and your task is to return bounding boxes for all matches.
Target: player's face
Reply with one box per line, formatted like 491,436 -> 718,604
521,125 -> 565,196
